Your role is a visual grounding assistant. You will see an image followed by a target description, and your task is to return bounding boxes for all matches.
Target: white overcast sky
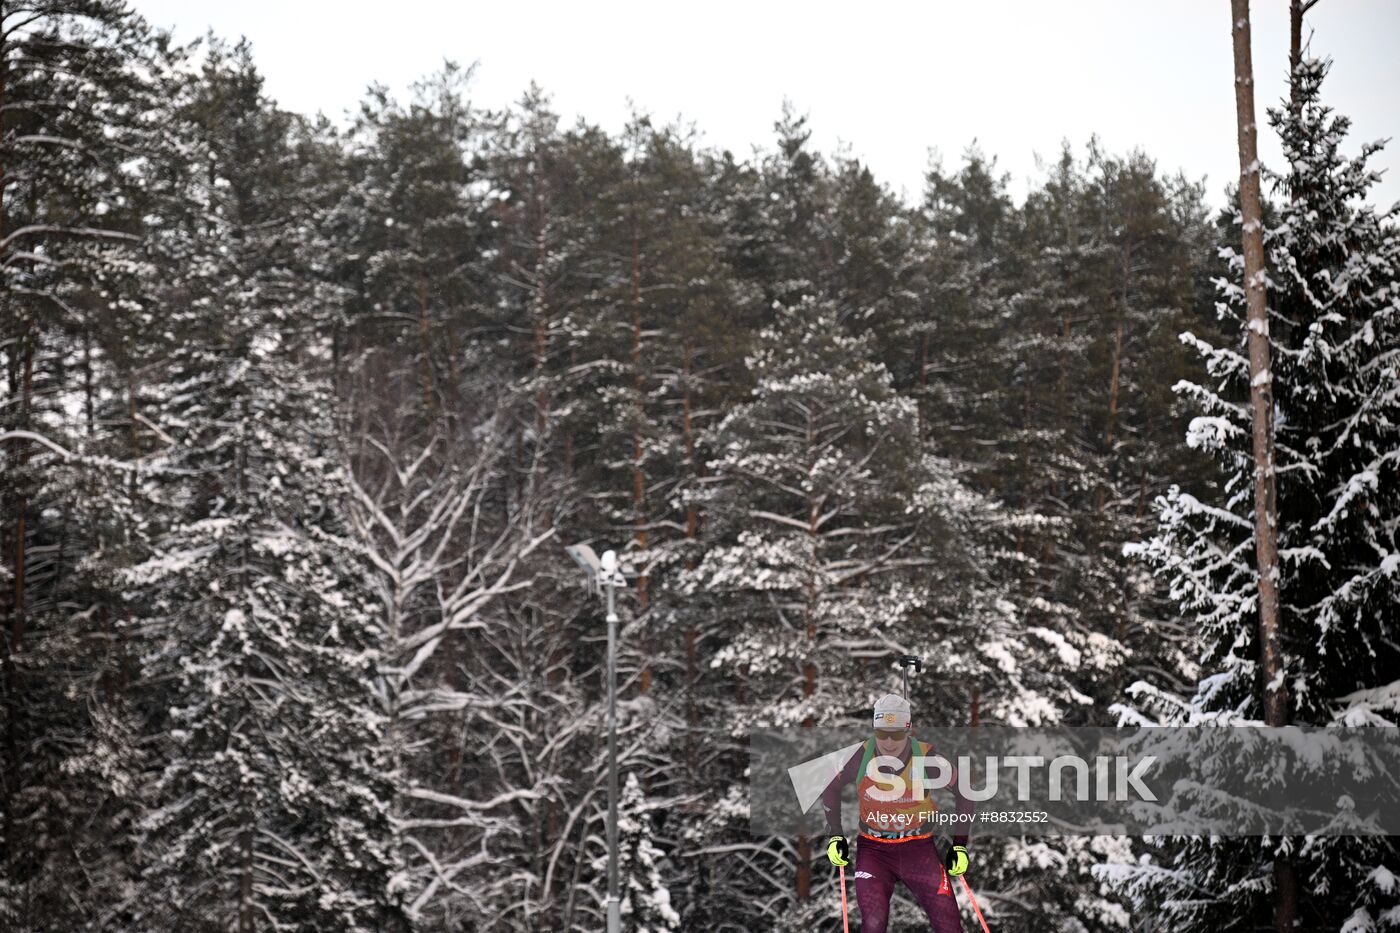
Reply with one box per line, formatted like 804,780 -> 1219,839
129,0 -> 1400,211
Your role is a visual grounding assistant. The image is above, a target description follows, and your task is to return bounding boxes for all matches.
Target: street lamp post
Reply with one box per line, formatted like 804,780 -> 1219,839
566,543 -> 628,933
603,556 -> 620,933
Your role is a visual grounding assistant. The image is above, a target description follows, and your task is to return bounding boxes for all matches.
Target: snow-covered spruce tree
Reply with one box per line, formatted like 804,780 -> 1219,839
1117,59 -> 1400,930
618,772 -> 682,933
122,43 -> 404,931
130,356 -> 403,930
1253,58 -> 1400,930
0,2 -> 168,926
1267,60 -> 1400,728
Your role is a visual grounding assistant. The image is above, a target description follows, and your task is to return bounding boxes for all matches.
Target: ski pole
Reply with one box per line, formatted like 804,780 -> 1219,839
959,875 -> 991,933
838,863 -> 850,933
899,655 -> 923,699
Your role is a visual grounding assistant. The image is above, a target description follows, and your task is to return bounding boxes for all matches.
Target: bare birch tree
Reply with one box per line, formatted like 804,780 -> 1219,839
1229,2 -> 1297,928
346,418 -> 555,924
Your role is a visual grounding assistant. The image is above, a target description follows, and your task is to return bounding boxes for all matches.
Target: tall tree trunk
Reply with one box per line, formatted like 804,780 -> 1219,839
1104,245 -> 1132,450
531,208 -> 550,437
2,39 -> 18,893
1290,1 -> 1321,112
916,332 -> 928,439
127,370 -> 141,501
682,342 -> 699,783
1,40 -> 22,653
1230,3 -> 1296,929
10,340 -> 32,652
1282,4 -> 1319,928
631,235 -> 650,695
82,329 -> 96,435
795,835 -> 811,901
1230,0 -> 1288,733
796,412 -> 819,902
532,313 -> 548,432
239,813 -> 254,933
416,275 -> 435,413
1102,240 -> 1133,517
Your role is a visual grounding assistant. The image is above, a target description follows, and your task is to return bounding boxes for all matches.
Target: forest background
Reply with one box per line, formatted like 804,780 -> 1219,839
2,2 -> 1397,930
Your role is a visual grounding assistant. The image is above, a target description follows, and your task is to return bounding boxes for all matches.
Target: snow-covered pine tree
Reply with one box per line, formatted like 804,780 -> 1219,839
480,86 -> 613,457
692,295 -> 927,728
912,148 -> 1018,461
1057,149 -> 1209,713
341,62 -> 481,417
124,42 -> 404,931
685,294 -> 914,929
752,105 -> 832,310
1118,58 -> 1400,930
558,121 -> 764,930
686,294 -> 1063,928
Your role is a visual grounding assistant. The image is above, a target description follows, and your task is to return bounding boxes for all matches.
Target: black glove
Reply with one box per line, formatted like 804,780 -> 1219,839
826,835 -> 850,867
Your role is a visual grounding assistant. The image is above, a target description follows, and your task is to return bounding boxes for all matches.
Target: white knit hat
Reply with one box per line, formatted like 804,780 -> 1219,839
872,693 -> 911,730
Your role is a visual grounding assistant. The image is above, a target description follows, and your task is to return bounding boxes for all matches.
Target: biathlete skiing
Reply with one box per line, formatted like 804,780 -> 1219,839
820,691 -> 973,933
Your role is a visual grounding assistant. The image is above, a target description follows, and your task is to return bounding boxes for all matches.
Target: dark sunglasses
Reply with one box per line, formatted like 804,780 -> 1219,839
874,729 -> 908,741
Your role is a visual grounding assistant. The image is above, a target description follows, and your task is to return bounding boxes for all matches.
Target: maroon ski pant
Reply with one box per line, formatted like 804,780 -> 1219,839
853,835 -> 962,933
